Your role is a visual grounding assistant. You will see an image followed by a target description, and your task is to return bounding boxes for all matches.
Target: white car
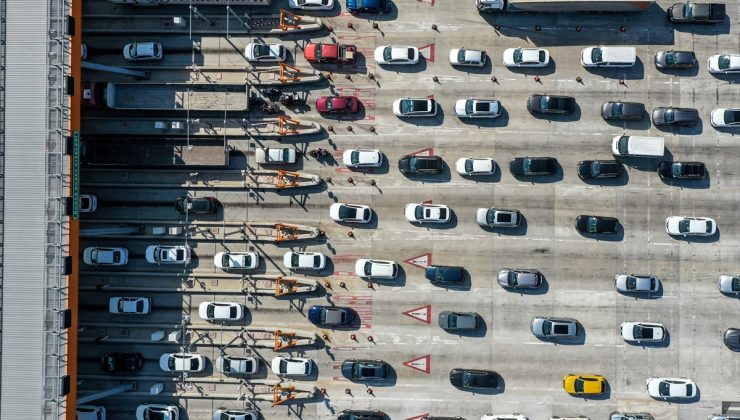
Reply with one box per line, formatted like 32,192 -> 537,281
214,252 -> 259,270
77,405 -> 106,420
405,203 -> 451,223
707,54 -> 740,74
476,208 -> 521,228
503,47 -> 550,67
329,203 -> 372,223
216,355 -> 259,375
159,353 -> 206,372
718,274 -> 740,294
342,148 -> 383,168
146,245 -> 191,264
615,274 -> 660,293
710,108 -> 740,128
665,216 -> 716,236
79,194 -> 97,213
213,409 -> 258,420
123,42 -> 163,61
136,404 -> 178,420
271,356 -> 312,376
198,301 -> 244,322
245,43 -> 286,62
109,297 -> 151,315
255,147 -> 297,165
393,98 -> 437,117
288,0 -> 334,10
449,48 -> 487,66
374,45 -> 420,65
354,259 -> 399,279
455,99 -> 501,118
707,416 -> 740,420
83,247 -> 129,266
646,377 -> 697,399
481,416 -> 529,420
456,158 -> 496,176
620,322 -> 666,343
283,251 -> 327,270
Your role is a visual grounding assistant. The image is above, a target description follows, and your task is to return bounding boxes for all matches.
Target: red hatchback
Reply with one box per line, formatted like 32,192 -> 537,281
315,96 -> 359,114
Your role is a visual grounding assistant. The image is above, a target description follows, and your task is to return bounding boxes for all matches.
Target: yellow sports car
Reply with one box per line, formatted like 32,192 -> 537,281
563,374 -> 606,395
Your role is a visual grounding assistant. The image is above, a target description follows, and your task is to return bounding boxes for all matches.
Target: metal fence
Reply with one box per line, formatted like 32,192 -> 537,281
0,0 -> 6,408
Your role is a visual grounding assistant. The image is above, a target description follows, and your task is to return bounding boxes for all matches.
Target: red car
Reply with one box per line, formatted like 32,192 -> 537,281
304,43 -> 357,64
316,96 -> 360,114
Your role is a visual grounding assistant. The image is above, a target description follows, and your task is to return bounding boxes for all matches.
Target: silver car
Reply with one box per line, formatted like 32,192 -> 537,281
216,355 -> 258,375
718,275 -> 740,294
615,274 -> 660,293
611,413 -> 654,420
476,208 -> 521,228
438,311 -> 480,331
497,269 -> 542,289
531,316 -> 579,339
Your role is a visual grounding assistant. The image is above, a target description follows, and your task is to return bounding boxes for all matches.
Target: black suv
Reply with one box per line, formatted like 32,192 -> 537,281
510,157 -> 557,176
449,368 -> 498,390
601,101 -> 645,121
575,215 -> 619,234
341,359 -> 389,381
577,160 -> 624,179
425,265 -> 464,285
398,155 -> 444,175
175,196 -> 218,214
657,161 -> 706,179
527,94 -> 575,115
100,352 -> 143,372
652,107 -> 699,127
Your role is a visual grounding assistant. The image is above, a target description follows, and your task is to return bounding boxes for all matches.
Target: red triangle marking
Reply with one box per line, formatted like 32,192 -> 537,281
408,147 -> 433,157
403,355 -> 431,374
402,304 -> 431,324
404,252 -> 431,269
421,199 -> 433,204
406,413 -> 431,420
417,43 -> 435,63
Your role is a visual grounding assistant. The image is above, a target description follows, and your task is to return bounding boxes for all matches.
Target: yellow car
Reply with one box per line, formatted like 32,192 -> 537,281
563,374 -> 606,395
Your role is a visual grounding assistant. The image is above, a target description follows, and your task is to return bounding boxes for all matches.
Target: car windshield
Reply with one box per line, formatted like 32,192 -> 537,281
626,276 -> 637,290
542,320 -> 551,335
618,136 -> 629,155
222,358 -> 231,371
338,205 -> 355,219
144,409 -> 166,420
591,161 -> 602,177
128,44 -> 137,57
486,209 -> 496,225
465,101 -> 474,115
539,96 -> 550,110
633,325 -> 645,339
90,249 -> 99,262
733,277 -> 740,291
591,48 -> 603,63
414,206 -> 424,220
402,100 -> 427,114
152,44 -> 159,56
448,314 -> 458,328
513,49 -> 523,63
118,299 -> 126,312
206,304 -> 215,319
683,3 -> 693,17
364,261 -> 373,275
167,356 -> 176,370
663,109 -> 675,122
574,379 -> 584,393
280,360 -> 288,373
291,253 -> 299,266
350,151 -> 361,165
464,159 -> 474,173
588,217 -> 598,232
136,300 -> 144,312
255,44 -> 272,58
725,110 -> 740,123
508,271 -> 518,286
671,164 -> 683,178
457,49 -> 467,63
659,381 -> 670,396
678,219 -> 690,233
718,55 -> 730,70
383,47 -> 393,61
221,254 -> 231,267
611,103 -> 623,117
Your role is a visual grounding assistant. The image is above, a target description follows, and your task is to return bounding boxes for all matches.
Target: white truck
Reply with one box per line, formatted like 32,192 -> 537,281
612,135 -> 665,157
477,0 -> 655,13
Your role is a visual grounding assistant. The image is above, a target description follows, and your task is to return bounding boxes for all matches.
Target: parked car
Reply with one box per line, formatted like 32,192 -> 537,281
531,316 -> 579,339
159,353 -> 206,372
337,410 -> 386,420
657,161 -> 706,179
198,301 -> 244,322
101,352 -> 143,372
654,50 -> 696,69
527,94 -> 575,115
145,245 -> 191,264
405,203 -> 451,223
271,356 -> 312,376
216,355 -> 258,375
600,101 -> 645,121
509,157 -> 557,176
345,0 -> 392,14
620,322 -> 666,343
476,208 -> 521,228
83,247 -> 129,266
575,215 -> 619,234
665,216 -> 716,236
398,154 -> 444,175
315,95 -> 359,114
393,98 -> 437,117
718,274 -> 740,294
213,409 -> 257,420
652,106 -> 699,126
449,368 -> 498,389
374,45 -> 419,65
329,203 -> 372,223
611,413 -> 654,420
109,297 -> 151,315
503,47 -> 550,67
707,54 -> 740,74
456,158 -> 496,176
343,148 -> 383,168
123,42 -> 163,61
646,377 -> 697,399
136,404 -> 178,420
454,99 -> 501,118
255,147 -> 297,165
482,416 -> 528,420
710,108 -> 740,128
304,42 -> 356,64
76,406 -> 106,420
497,269 -> 542,289
577,160 -> 624,179
707,416 -> 740,420
308,305 -> 354,327
341,359 -> 389,381
283,251 -> 327,270
289,0 -> 334,10
563,374 -> 606,395
214,252 -> 259,270
724,328 -> 740,351
354,259 -> 398,279
615,274 -> 660,293
425,265 -> 464,285
449,48 -> 487,66
79,194 -> 98,213
175,196 -> 218,214
438,311 -> 480,330
244,43 -> 286,62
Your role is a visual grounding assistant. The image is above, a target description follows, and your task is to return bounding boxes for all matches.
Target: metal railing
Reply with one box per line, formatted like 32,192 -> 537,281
0,0 -> 6,409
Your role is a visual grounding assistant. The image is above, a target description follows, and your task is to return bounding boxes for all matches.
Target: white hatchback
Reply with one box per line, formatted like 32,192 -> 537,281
405,203 -> 451,223
646,377 -> 697,399
271,356 -> 312,376
214,252 -> 259,270
707,54 -> 740,74
449,48 -> 487,66
256,147 -> 297,165
283,251 -> 327,270
83,247 -> 129,266
109,297 -> 151,315
620,322 -> 666,343
503,47 -> 550,67
355,259 -> 399,279
329,203 -> 372,223
199,301 -> 244,322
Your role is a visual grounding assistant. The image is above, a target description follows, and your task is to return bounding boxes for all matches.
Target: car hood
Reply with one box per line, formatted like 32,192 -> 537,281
476,208 -> 491,226
454,100 -> 468,116
304,43 -> 318,59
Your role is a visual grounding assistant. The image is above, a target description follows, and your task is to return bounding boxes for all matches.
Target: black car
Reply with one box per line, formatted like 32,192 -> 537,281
575,215 -> 619,235
724,328 -> 740,351
449,368 -> 498,390
657,161 -> 706,179
100,352 -> 143,372
527,94 -> 575,115
425,265 -> 464,285
654,50 -> 696,69
341,359 -> 389,381
398,155 -> 444,175
510,157 -> 557,176
346,0 -> 392,14
337,410 -> 386,420
577,160 -> 624,179
652,107 -> 699,126
175,196 -> 218,214
600,101 -> 645,121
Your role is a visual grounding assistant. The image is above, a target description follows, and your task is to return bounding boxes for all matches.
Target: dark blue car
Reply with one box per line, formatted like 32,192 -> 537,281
307,305 -> 353,327
346,0 -> 391,14
425,265 -> 464,285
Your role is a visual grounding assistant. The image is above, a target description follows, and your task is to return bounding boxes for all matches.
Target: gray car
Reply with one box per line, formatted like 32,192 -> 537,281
497,269 -> 543,289
601,101 -> 645,121
654,50 -> 696,69
718,275 -> 740,294
652,107 -> 699,126
531,316 -> 579,339
438,311 -> 480,331
724,328 -> 740,351
611,413 -> 654,420
615,274 -> 660,293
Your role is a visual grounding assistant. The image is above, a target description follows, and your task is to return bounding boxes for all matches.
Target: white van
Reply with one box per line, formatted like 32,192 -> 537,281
612,135 -> 664,157
581,46 -> 636,67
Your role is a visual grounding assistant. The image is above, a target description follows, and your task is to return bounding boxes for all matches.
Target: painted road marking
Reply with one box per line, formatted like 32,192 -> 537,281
335,294 -> 373,329
418,43 -> 435,63
403,304 -> 431,324
403,354 -> 431,374
408,147 -> 434,157
404,252 -> 432,269
406,414 -> 431,420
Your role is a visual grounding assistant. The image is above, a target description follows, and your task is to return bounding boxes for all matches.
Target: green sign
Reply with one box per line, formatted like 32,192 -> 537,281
72,132 -> 80,219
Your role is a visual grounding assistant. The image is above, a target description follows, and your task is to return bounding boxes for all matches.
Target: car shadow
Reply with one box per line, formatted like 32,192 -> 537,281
494,105 -> 510,127
628,329 -> 671,349
398,106 -> 445,127
616,152 -> 670,172
709,73 -> 740,82
576,225 -> 625,242
511,276 -> 549,296
653,119 -> 703,135
379,59 -> 428,73
604,116 -> 652,130
712,125 -> 740,135
504,57 -> 557,76
582,58 -> 645,80
538,324 -> 586,346
366,266 -> 407,289
670,17 -> 730,35
451,58 -> 492,75
656,63 -> 700,77
683,228 -> 720,244
458,115 -> 504,128
336,214 -> 378,230
579,170 -> 630,187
